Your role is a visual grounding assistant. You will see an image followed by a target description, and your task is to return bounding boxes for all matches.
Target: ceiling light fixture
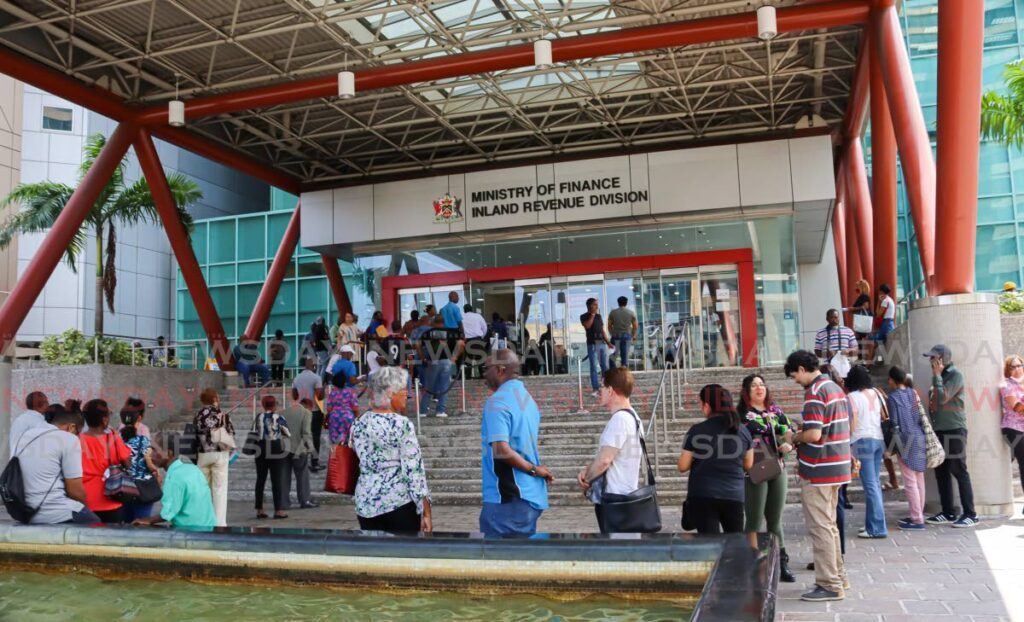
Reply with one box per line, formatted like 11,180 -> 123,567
757,5 -> 777,40
534,38 -> 553,69
338,70 -> 355,99
168,74 -> 185,127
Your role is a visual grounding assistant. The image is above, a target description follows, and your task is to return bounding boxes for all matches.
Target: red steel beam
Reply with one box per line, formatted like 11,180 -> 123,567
135,129 -> 233,370
843,30 -> 871,141
873,5 -> 936,293
0,45 -> 301,194
871,52 -> 899,296
834,163 -> 850,307
0,123 -> 134,349
323,256 -> 353,320
243,202 -> 301,342
135,0 -> 872,124
934,0 -> 985,295
845,162 -> 864,313
847,137 -> 874,288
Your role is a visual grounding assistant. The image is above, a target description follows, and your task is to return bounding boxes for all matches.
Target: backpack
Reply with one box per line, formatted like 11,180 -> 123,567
0,429 -> 58,524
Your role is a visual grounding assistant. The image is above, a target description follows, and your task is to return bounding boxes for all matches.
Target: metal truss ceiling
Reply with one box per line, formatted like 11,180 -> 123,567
0,0 -> 860,185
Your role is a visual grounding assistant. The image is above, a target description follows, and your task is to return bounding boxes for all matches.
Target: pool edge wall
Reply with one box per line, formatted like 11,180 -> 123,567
0,525 -> 778,621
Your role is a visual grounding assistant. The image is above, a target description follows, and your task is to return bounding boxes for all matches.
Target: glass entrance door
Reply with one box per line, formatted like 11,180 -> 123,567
658,268 -> 701,369
565,275 -> 604,364
699,265 -> 742,367
515,279 -> 554,374
398,287 -> 432,325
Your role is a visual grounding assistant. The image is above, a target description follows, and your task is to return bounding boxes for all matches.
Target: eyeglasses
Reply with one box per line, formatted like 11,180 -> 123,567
1011,364 -> 1023,369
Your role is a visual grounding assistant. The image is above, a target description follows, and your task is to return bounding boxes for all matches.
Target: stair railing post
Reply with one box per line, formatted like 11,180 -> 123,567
460,364 -> 467,416
414,378 -> 422,435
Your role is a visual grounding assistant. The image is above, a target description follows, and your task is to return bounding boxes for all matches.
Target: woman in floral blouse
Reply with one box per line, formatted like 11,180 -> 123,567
351,366 -> 432,533
120,407 -> 161,521
329,366 -> 362,444
252,395 -> 290,519
737,373 -> 795,583
194,388 -> 235,527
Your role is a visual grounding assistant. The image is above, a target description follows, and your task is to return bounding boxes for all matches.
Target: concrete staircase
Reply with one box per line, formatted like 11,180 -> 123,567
166,367 -> 815,506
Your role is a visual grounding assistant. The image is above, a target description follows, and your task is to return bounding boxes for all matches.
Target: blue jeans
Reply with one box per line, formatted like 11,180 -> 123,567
610,333 -> 631,368
420,359 -> 454,415
586,342 -> 609,390
479,499 -> 543,537
853,438 -> 887,536
873,318 -> 895,343
122,502 -> 155,522
236,360 -> 270,387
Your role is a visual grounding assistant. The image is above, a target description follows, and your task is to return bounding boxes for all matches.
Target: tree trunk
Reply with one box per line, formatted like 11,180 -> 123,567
94,225 -> 103,336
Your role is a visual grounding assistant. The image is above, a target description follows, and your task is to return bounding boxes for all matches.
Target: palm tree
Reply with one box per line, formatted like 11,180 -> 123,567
981,59 -> 1024,148
0,133 -> 201,335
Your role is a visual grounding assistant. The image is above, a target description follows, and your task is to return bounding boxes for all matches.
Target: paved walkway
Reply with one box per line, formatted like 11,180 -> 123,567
3,497 -> 1023,621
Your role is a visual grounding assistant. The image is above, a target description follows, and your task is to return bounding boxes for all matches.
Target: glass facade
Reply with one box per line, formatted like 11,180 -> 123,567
175,189 -> 373,368
882,0 -> 1024,296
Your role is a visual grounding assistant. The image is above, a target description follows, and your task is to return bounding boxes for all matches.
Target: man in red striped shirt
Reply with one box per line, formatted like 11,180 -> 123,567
786,349 -> 852,602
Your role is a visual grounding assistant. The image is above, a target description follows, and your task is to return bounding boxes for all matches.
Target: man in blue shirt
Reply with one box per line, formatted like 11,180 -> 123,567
329,345 -> 359,388
479,349 -> 553,536
439,291 -> 464,332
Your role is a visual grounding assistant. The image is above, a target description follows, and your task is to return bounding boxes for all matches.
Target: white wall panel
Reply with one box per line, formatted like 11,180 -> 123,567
648,145 -> 740,214
738,141 -> 793,206
789,136 -> 836,202
300,189 -> 334,247
375,176 -> 451,239
332,186 -> 372,244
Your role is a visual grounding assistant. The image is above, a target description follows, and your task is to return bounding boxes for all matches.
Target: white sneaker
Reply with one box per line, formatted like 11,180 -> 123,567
434,412 -> 448,418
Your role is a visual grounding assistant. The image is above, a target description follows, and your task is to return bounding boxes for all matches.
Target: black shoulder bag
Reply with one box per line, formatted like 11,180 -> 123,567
593,409 -> 662,533
0,429 -> 58,523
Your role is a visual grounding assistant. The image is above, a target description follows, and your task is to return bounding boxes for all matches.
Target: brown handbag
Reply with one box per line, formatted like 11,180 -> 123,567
749,416 -> 783,485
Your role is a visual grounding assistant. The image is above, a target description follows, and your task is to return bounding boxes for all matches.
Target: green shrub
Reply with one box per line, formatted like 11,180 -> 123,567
1000,291 -> 1024,314
40,329 -> 150,366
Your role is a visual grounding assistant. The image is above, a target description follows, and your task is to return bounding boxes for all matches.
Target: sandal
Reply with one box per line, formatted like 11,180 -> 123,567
273,513 -> 289,520
256,511 -> 269,519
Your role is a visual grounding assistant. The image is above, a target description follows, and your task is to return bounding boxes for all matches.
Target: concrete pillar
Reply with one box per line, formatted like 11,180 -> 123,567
0,358 -> 11,466
907,294 -> 1013,518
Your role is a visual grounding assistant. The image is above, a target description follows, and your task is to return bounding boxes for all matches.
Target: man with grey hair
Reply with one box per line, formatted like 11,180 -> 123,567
479,349 -> 553,536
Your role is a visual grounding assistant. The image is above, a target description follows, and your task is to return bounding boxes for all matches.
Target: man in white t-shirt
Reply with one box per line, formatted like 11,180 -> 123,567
14,408 -> 98,524
462,304 -> 489,378
9,391 -> 49,457
577,367 -> 644,533
866,283 -> 897,363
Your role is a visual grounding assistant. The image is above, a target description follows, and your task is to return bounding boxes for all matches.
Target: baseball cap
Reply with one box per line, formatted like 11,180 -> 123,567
923,344 -> 952,363
340,345 -> 355,355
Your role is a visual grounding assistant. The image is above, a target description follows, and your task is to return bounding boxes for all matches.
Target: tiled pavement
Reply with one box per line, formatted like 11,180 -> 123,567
3,497 -> 1023,621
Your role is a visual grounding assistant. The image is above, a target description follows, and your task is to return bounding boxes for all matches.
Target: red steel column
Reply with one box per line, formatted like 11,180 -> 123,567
737,260 -> 758,368
134,129 -> 233,370
322,256 -> 353,319
833,168 -> 850,306
0,123 -> 134,349
243,203 -> 300,341
874,5 -> 936,293
934,0 -> 985,294
845,168 -> 863,310
847,137 -> 874,288
871,53 -> 899,296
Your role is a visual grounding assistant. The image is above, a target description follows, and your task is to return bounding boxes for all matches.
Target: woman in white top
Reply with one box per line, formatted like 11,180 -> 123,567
577,367 -> 643,534
866,283 -> 896,363
845,364 -> 888,538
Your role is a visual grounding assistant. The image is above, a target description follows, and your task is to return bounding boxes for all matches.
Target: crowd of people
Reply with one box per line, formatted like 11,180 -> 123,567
5,314 -> 1023,607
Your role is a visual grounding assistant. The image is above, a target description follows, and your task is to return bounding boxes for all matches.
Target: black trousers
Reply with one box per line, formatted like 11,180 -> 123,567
310,410 -> 324,467
684,496 -> 744,534
935,428 -> 976,518
271,364 -> 285,383
255,456 -> 289,512
357,502 -> 420,533
836,485 -> 847,555
1003,428 -> 1024,504
93,508 -> 123,524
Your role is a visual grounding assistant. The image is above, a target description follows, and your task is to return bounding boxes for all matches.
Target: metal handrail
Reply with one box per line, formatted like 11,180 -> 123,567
220,384 -> 266,421
895,277 -> 929,325
645,325 -> 690,477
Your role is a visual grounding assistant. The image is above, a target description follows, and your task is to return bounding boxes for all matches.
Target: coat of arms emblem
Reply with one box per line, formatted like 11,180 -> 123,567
433,193 -> 464,224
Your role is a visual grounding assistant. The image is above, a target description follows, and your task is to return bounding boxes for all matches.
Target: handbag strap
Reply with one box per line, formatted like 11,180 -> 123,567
623,408 -> 655,487
874,388 -> 890,421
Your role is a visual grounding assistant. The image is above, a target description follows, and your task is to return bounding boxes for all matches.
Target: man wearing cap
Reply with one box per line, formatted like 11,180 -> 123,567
924,344 -> 978,528
291,357 -> 325,472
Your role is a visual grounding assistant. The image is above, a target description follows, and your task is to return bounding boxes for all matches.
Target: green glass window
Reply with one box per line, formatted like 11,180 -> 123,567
272,281 -> 296,316
190,222 -> 208,265
910,56 -> 937,106
208,220 -> 236,264
237,284 -> 261,320
238,261 -> 265,282
209,286 -> 236,334
984,46 -> 1019,94
237,216 -> 266,261
978,196 -> 1014,224
985,0 -> 1017,47
177,290 -> 199,322
209,264 -> 235,286
904,1 -> 937,56
297,257 -> 326,277
267,213 -> 290,256
979,142 -> 1012,196
298,279 -> 326,311
975,224 -> 1020,291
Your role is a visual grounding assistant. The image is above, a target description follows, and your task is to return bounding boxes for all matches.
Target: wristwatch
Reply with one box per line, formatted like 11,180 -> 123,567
528,466 -> 537,477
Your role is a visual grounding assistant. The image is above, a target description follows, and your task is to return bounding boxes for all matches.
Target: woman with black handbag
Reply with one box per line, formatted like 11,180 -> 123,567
738,373 -> 795,582
251,395 -> 291,520
119,407 -> 163,521
578,368 -> 660,534
678,385 -> 753,534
